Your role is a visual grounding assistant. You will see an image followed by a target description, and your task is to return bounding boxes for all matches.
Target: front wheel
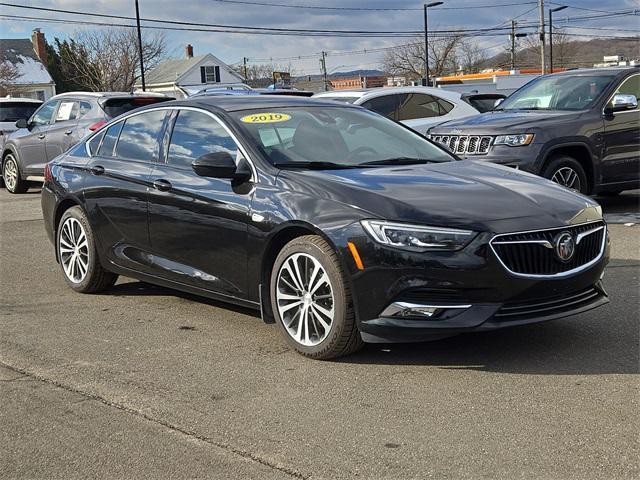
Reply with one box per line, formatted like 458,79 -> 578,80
270,235 -> 363,360
57,206 -> 118,293
3,154 -> 29,194
542,155 -> 588,194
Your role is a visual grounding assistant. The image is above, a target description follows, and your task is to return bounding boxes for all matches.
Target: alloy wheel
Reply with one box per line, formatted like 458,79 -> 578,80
551,166 -> 582,192
59,217 -> 90,284
276,252 -> 335,346
3,156 -> 18,191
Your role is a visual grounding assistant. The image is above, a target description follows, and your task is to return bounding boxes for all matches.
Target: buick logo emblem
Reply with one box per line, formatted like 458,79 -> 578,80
554,232 -> 575,262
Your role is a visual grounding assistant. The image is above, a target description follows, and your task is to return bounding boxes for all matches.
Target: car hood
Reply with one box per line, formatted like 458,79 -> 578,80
431,110 -> 582,133
276,160 -> 601,233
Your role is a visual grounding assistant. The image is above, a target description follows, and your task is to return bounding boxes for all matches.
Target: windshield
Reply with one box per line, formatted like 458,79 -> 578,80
0,102 -> 40,122
498,74 -> 616,111
230,106 -> 453,168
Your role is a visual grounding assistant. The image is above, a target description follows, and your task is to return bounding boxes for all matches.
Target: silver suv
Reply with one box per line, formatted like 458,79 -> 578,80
1,92 -> 173,193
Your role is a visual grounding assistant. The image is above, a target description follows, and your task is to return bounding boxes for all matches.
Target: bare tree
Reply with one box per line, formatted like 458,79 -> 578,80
56,28 -> 167,91
458,40 -> 488,74
0,56 -> 20,96
234,63 -> 296,81
523,28 -> 577,70
383,34 -> 463,81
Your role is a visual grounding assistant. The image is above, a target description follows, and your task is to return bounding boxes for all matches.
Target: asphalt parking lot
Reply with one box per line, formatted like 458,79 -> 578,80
1,187 -> 638,480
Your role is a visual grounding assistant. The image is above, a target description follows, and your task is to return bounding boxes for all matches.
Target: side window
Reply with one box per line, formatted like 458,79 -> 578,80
397,93 -> 442,121
115,110 -> 167,162
437,98 -> 454,114
78,101 -> 92,119
97,122 -> 123,157
361,95 -> 400,121
168,110 -> 239,169
613,74 -> 640,99
55,101 -> 78,122
87,130 -> 106,155
31,101 -> 59,126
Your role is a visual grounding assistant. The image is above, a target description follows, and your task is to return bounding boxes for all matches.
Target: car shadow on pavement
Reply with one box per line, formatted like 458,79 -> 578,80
102,280 -> 261,319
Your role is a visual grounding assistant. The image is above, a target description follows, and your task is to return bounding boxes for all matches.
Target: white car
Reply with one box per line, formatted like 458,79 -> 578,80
314,87 -> 480,135
0,97 -> 42,149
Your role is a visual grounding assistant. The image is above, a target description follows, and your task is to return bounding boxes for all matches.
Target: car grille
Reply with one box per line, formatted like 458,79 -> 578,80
490,221 -> 606,277
494,286 -> 604,321
430,135 -> 493,155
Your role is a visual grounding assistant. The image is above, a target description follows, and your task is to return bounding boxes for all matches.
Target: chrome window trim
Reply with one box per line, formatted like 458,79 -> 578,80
490,220 -> 607,279
84,105 -> 258,183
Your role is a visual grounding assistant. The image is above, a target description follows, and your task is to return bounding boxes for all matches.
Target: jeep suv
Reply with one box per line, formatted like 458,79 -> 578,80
428,67 -> 639,195
1,92 -> 173,193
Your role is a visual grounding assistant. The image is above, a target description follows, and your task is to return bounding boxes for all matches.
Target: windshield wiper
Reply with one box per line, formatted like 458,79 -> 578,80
358,157 -> 433,166
272,161 -> 360,170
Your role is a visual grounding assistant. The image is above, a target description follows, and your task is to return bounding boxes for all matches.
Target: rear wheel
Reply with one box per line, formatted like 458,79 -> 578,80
270,235 -> 363,360
57,206 -> 118,293
542,155 -> 588,194
3,154 -> 28,194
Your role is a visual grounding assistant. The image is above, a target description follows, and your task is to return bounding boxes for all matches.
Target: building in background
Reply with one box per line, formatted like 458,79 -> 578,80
331,75 -> 387,90
138,45 -> 245,98
0,29 -> 56,100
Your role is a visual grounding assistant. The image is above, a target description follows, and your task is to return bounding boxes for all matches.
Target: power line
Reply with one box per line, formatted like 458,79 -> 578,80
209,0 -> 538,11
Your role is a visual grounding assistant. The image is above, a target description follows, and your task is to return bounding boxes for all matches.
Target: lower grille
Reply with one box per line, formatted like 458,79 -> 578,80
431,135 -> 493,155
494,287 -> 604,321
491,221 -> 606,277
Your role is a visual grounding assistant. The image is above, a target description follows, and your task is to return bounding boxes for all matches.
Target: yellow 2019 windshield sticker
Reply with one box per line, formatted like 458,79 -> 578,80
240,113 -> 291,124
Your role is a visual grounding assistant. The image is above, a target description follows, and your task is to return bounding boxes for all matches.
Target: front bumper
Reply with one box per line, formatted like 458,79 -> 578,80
334,222 -> 610,343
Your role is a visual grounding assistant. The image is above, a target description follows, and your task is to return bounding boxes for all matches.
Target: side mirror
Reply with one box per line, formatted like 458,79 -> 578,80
15,118 -> 28,129
191,151 -> 250,181
605,93 -> 638,114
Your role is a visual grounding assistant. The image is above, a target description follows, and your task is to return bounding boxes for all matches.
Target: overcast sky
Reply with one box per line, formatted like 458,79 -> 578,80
2,0 -> 639,75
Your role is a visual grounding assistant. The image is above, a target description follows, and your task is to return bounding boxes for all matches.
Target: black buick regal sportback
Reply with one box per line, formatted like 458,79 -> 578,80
41,96 -> 610,359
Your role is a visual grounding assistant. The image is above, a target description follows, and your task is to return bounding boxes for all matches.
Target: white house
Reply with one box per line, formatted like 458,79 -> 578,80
0,29 -> 56,100
138,45 -> 245,98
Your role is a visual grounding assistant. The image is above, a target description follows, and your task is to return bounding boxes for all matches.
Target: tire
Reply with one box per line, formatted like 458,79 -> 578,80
542,155 -> 588,195
57,206 -> 118,293
270,235 -> 363,360
3,153 -> 29,194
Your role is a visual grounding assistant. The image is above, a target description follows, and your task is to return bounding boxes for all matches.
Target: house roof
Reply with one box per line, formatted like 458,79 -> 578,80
143,53 -> 244,86
0,38 -> 54,85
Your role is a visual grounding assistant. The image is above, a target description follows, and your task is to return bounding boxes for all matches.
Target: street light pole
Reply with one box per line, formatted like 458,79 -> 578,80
135,0 -> 145,91
423,2 -> 443,87
549,5 -> 567,73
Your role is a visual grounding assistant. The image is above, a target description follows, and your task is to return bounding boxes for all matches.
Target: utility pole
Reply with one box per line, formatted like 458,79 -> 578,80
243,57 -> 248,81
423,2 -> 443,87
320,51 -> 328,91
549,5 -> 568,73
135,0 -> 145,91
510,21 -> 527,71
538,0 -> 546,74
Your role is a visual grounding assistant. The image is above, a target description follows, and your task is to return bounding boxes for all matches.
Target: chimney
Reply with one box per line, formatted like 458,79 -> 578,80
185,44 -> 194,59
31,28 -> 48,67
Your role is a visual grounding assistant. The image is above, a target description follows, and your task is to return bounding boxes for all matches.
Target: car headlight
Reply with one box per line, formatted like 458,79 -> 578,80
361,220 -> 476,251
494,133 -> 534,147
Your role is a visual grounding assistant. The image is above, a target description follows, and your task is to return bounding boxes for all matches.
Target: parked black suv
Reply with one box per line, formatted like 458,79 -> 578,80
429,67 -> 639,195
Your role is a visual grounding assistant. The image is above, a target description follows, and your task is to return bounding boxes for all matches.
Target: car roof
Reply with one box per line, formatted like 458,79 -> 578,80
314,86 -> 464,102
175,94 -> 362,112
550,66 -> 638,77
0,97 -> 42,104
51,91 -> 171,100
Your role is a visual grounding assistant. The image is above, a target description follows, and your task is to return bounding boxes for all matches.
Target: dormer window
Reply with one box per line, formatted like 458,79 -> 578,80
201,65 -> 221,84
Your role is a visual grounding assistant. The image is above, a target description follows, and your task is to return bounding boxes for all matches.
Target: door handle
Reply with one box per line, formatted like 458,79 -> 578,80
38,134 -> 45,139
64,130 -> 72,135
90,165 -> 105,175
153,179 -> 172,192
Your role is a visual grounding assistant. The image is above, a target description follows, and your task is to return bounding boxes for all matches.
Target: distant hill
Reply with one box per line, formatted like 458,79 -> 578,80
294,69 -> 387,81
486,37 -> 639,70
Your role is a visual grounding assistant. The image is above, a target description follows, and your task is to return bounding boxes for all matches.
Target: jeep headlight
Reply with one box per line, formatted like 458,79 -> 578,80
494,133 -> 534,147
361,220 -> 476,252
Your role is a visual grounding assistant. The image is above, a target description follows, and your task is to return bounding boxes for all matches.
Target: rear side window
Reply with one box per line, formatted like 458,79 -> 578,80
102,97 -> 171,119
397,93 -> 443,120
0,102 -> 40,122
87,130 -> 105,155
361,95 -> 401,121
97,122 -> 123,157
115,110 -> 167,162
168,110 -> 239,169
